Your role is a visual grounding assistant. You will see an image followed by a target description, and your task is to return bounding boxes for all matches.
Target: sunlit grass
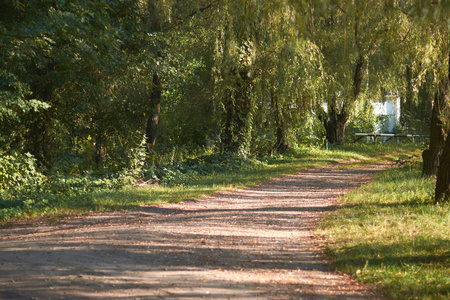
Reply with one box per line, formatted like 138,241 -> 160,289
319,157 -> 450,299
3,143 -> 421,224
63,143 -> 419,212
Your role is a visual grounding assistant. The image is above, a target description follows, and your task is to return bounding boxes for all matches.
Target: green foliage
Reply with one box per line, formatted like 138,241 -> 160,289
145,152 -> 268,185
0,143 -> 419,223
0,152 -> 46,219
0,1 -> 447,216
346,100 -> 378,135
320,157 -> 450,299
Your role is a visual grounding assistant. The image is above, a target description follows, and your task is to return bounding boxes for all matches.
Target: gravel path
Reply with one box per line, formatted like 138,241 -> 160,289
0,163 -> 390,299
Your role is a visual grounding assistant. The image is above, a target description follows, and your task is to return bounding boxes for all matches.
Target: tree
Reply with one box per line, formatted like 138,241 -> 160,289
0,1 -> 123,167
311,0 -> 402,144
213,1 -> 323,154
404,0 -> 450,201
434,51 -> 450,202
256,6 -> 323,153
212,0 -> 261,155
402,1 -> 449,179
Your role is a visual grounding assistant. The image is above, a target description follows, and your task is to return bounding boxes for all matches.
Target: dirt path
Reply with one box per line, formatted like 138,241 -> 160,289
0,162 -> 391,300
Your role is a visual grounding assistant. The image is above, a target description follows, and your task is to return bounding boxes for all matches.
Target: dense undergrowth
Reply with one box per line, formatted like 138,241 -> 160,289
319,156 -> 449,299
0,143 -> 420,223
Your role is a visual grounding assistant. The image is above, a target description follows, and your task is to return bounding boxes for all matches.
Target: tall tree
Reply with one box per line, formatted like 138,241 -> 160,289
213,0 -> 261,155
435,51 -> 450,202
213,0 -> 322,154
405,0 -> 450,201
311,0 -> 401,144
404,1 -> 450,179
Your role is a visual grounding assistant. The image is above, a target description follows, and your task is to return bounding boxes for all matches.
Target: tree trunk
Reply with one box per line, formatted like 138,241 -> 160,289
423,79 -> 448,175
145,73 -> 162,149
322,110 -> 348,145
434,51 -> 450,202
417,71 -> 433,134
401,65 -> 414,128
275,122 -> 289,153
435,127 -> 450,203
322,54 -> 365,145
353,54 -> 367,101
222,92 -> 236,151
26,83 -> 53,168
271,93 -> 289,153
323,113 -> 336,144
95,134 -> 106,167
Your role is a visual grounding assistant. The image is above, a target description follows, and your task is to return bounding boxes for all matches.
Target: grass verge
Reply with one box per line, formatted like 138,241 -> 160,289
2,143 -> 420,224
318,155 -> 450,299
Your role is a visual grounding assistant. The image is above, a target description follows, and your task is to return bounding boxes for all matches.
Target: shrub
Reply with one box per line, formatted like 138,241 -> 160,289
0,152 -> 46,220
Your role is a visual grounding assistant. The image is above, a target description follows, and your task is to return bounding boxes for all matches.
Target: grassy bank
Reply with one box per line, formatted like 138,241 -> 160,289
319,156 -> 450,299
1,143 -> 420,224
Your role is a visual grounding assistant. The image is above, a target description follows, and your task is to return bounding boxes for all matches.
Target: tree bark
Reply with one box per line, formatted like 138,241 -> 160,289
271,93 -> 289,153
145,73 -> 162,149
353,54 -> 367,101
222,92 -> 236,151
323,112 -> 348,145
144,2 -> 163,150
321,54 -> 366,145
434,51 -> 450,202
26,82 -> 53,168
423,77 -> 448,175
401,65 -> 414,128
435,127 -> 450,203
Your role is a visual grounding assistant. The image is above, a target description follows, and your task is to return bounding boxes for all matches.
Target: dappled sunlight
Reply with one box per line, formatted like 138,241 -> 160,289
0,164 -> 388,299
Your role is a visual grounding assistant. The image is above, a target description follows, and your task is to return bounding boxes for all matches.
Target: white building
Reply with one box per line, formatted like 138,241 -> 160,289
372,95 -> 401,133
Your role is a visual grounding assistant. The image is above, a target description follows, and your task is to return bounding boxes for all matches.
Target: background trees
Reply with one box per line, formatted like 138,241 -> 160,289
0,0 -> 448,201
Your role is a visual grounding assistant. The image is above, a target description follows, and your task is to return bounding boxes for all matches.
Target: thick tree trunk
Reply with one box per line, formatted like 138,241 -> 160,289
353,54 -> 367,101
323,114 -> 336,144
322,111 -> 348,145
322,54 -> 365,145
423,78 -> 448,175
145,73 -> 162,149
275,123 -> 289,153
435,128 -> 450,203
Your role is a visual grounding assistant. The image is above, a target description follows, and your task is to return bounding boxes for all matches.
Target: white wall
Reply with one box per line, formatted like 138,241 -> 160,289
372,97 -> 400,133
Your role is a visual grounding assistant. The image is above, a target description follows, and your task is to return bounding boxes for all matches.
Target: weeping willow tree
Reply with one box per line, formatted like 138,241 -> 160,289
212,0 -> 324,154
261,40 -> 324,153
407,1 -> 450,202
310,0 -> 403,144
212,1 -> 261,155
412,16 -> 450,178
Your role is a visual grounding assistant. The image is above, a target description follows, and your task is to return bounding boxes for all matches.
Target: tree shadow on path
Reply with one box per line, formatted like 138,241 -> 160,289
0,164 -> 388,299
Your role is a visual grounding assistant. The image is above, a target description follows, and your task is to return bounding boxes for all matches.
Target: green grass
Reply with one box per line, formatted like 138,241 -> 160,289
1,143 -> 420,224
319,157 -> 450,299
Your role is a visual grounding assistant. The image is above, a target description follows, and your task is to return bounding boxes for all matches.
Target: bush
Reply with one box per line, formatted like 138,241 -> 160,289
0,152 -> 46,220
142,152 -> 268,185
